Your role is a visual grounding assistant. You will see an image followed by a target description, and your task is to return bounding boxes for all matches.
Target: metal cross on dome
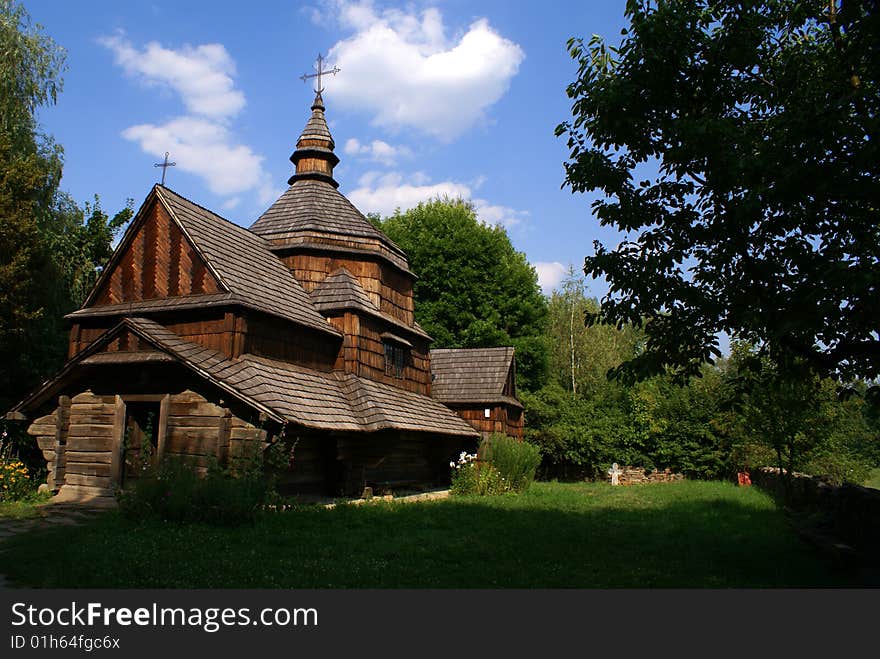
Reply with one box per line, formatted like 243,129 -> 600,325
300,53 -> 340,93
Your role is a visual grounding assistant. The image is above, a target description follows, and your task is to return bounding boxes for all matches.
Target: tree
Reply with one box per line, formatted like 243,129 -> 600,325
546,265 -> 643,396
557,1 -> 880,382
378,198 -> 549,390
0,1 -> 131,422
0,0 -> 67,414
727,342 -> 878,494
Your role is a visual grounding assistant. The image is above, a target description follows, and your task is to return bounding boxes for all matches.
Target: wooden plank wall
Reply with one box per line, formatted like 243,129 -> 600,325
450,405 -> 523,440
334,432 -> 462,496
505,406 -> 524,440
268,433 -> 328,494
28,390 -> 118,495
165,390 -> 227,474
350,315 -> 431,394
72,312 -> 230,357
93,200 -> 221,307
27,396 -> 70,490
26,387 -> 270,493
282,253 -> 415,325
243,313 -> 339,369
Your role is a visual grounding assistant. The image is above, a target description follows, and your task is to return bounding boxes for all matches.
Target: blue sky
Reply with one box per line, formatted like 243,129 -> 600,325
26,0 -> 632,297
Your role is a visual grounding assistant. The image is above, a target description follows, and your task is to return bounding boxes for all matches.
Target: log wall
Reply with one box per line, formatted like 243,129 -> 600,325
334,432 -> 464,496
27,386 -> 268,496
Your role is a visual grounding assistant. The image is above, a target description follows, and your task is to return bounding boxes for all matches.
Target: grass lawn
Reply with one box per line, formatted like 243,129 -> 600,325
0,480 -> 854,588
865,468 -> 880,490
0,492 -> 52,520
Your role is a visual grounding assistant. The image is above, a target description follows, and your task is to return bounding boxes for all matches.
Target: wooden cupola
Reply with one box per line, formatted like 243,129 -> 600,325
288,91 -> 340,188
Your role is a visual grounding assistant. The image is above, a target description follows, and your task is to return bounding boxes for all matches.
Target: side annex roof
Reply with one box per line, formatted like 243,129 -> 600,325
429,347 -> 521,407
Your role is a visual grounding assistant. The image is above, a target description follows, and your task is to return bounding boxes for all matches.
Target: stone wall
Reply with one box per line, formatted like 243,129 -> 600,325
751,466 -> 880,560
606,466 -> 685,485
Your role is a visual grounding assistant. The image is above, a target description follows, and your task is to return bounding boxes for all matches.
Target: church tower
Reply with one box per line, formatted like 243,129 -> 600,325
250,86 -> 431,393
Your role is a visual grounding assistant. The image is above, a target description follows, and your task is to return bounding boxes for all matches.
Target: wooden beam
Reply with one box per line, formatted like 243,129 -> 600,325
110,396 -> 125,488
156,394 -> 170,461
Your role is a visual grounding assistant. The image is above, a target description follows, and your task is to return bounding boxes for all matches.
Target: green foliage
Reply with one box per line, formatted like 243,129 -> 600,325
528,290 -> 879,484
0,430 -> 35,501
450,458 -> 506,496
522,382 -> 627,479
546,266 -> 643,396
479,433 -> 542,492
378,198 -> 549,390
117,456 -> 269,526
0,2 -> 131,463
726,343 -> 879,489
558,0 -> 880,382
47,193 -> 134,307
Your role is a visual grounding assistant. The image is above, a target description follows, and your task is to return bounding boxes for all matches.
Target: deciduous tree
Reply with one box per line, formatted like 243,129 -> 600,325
379,198 -> 549,390
557,0 -> 880,382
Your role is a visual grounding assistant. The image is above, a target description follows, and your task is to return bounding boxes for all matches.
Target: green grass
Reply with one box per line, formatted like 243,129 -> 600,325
864,468 -> 880,490
0,491 -> 52,519
0,481 -> 853,587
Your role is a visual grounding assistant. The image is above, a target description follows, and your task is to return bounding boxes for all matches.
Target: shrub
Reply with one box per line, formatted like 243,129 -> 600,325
117,455 -> 269,525
0,431 -> 35,502
480,434 -> 542,492
449,452 -> 507,496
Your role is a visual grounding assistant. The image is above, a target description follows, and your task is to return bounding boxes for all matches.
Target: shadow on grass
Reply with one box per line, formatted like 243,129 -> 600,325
0,482 -> 858,588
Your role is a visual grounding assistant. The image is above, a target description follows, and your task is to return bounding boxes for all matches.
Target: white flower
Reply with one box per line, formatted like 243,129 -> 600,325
449,461 -> 455,468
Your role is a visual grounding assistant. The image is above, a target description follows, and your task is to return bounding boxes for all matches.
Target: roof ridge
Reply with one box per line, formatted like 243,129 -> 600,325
156,184 -> 268,245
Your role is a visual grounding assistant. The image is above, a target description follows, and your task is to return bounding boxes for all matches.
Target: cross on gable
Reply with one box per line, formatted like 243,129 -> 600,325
300,53 -> 340,93
153,152 -> 176,186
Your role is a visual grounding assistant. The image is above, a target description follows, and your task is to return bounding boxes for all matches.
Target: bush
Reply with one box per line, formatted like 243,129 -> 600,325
450,453 -> 507,496
117,456 -> 269,525
0,431 -> 35,502
481,434 -> 542,493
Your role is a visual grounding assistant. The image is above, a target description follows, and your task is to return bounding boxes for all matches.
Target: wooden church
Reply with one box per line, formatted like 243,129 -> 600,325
7,88 -> 523,501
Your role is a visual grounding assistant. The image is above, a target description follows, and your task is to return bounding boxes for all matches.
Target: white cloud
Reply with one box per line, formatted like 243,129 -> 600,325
344,137 -> 411,165
101,33 -> 274,209
533,261 -> 566,294
123,117 -> 266,197
473,200 -> 528,229
348,171 -> 470,216
347,170 -> 525,228
324,1 -> 524,141
99,33 -> 244,119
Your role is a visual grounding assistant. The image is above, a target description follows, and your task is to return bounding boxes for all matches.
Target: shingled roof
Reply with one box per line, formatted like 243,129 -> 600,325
251,180 -> 404,250
154,186 -> 340,338
297,91 -> 334,144
430,347 -> 521,407
310,267 -> 377,313
133,317 -> 475,436
309,267 -> 432,340
14,318 -> 475,436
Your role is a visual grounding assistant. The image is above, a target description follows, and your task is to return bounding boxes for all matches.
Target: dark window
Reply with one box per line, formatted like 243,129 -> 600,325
384,342 -> 409,378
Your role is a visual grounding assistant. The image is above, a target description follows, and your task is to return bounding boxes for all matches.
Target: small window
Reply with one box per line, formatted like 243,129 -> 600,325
484,408 -> 491,418
384,341 -> 409,378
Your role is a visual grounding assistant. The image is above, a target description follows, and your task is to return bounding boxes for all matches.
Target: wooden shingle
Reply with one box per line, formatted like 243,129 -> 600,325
155,186 -> 340,338
429,347 -> 520,406
120,318 -> 477,437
